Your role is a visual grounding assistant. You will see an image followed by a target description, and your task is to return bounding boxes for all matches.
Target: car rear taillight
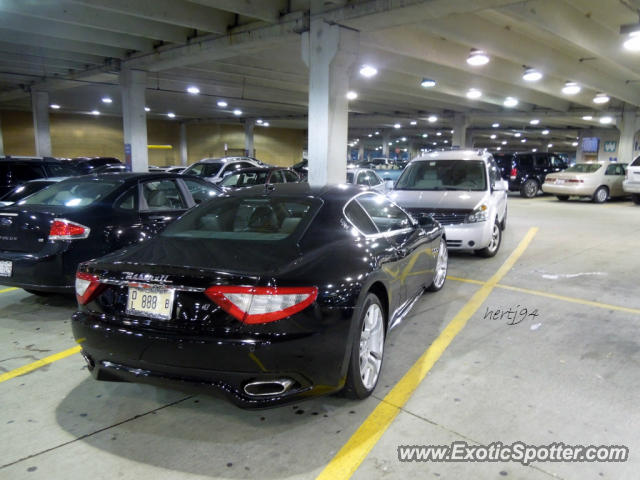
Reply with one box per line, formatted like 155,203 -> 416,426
75,272 -> 101,305
49,219 -> 90,240
567,179 -> 584,183
510,167 -> 518,179
205,286 -> 318,324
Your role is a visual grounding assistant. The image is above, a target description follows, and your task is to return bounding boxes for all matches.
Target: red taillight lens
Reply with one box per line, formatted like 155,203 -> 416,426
509,167 -> 518,178
205,286 -> 318,324
75,272 -> 101,305
49,219 -> 90,240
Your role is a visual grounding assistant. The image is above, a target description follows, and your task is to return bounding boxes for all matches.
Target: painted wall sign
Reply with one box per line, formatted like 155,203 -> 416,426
603,140 -> 617,153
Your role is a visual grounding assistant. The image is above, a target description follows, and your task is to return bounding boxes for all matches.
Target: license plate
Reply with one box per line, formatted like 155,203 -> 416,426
556,179 -> 565,184
126,286 -> 175,320
0,261 -> 12,277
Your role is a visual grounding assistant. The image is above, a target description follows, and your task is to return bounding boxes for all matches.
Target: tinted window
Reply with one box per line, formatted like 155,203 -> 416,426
141,179 -> 186,210
605,164 -> 625,176
11,163 -> 45,182
182,179 -> 219,204
283,170 -> 299,182
45,163 -> 77,177
0,181 -> 53,202
162,197 -> 316,241
344,199 -> 378,235
20,179 -> 122,207
516,155 -> 533,168
269,170 -> 286,183
357,194 -> 411,232
367,171 -> 382,186
396,160 -> 487,191
183,162 -> 222,177
630,156 -> 640,167
346,172 -> 355,183
356,172 -> 370,186
115,186 -> 137,210
221,171 -> 268,187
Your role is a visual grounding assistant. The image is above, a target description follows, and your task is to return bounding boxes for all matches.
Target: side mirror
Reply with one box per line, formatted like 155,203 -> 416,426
492,179 -> 508,191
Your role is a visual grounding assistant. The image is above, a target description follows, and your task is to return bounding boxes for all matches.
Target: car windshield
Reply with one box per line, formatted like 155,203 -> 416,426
221,171 -> 269,187
162,196 -> 318,241
19,179 -> 122,207
346,172 -> 355,183
47,164 -> 79,176
1,182 -> 54,202
395,159 -> 487,191
183,162 -> 223,177
565,163 -> 602,173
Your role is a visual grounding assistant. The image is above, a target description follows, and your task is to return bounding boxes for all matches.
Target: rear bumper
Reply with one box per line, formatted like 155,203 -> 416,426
0,247 -> 76,292
623,180 -> 640,194
443,221 -> 492,250
541,183 -> 594,196
71,308 -> 355,409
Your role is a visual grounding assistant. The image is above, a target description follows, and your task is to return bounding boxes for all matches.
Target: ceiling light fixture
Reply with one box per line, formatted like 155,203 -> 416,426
514,132 -> 522,137
504,97 -> 519,107
497,146 -> 502,151
501,140 -> 507,145
256,119 -> 263,124
542,129 -> 550,135
401,137 -> 407,141
394,123 -> 401,129
428,115 -> 438,123
410,120 -> 417,125
492,123 -> 500,128
581,115 -> 593,121
466,88 -> 482,99
346,91 -> 358,100
233,109 -> 242,116
144,106 -> 150,112
530,119 -> 540,125
375,131 -> 380,135
490,134 -> 497,139
167,112 -> 175,118
263,122 -> 270,127
522,68 -> 543,82
562,81 -> 581,95
436,132 -> 442,136
521,138 -> 527,143
421,78 -> 436,88
217,100 -> 228,108
572,141 -> 578,147
187,86 -> 200,95
532,148 -> 538,152
422,133 -> 428,138
101,97 -> 112,104
359,65 -> 378,78
623,30 -> 640,51
91,110 -> 100,115
50,104 -> 60,109
547,143 -> 553,148
466,49 -> 490,66
368,134 -> 372,137
599,115 -> 613,124
593,93 -> 610,104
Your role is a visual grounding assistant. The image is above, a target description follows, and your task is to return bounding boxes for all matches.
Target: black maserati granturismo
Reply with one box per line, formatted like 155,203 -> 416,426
0,173 -> 220,294
71,183 -> 448,408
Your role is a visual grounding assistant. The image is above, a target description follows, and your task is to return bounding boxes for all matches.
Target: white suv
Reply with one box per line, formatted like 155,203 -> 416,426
181,157 -> 260,184
389,150 -> 508,257
623,155 -> 640,204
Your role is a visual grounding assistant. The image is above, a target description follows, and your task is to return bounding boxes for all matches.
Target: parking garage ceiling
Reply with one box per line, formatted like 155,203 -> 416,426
0,0 -> 639,151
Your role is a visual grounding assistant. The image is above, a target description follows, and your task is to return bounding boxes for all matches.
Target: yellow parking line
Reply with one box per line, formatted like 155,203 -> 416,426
0,345 -> 81,384
446,275 -> 485,285
315,227 -> 539,480
0,287 -> 18,294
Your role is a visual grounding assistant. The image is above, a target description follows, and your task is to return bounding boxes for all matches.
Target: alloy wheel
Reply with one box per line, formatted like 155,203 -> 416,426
487,223 -> 500,253
432,239 -> 448,289
359,303 -> 384,390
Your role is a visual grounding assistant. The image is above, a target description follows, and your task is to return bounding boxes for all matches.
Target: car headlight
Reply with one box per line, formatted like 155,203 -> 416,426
466,204 -> 488,223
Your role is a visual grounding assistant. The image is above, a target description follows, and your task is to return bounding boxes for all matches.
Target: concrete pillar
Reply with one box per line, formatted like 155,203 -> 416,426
409,141 -> 418,160
618,111 -> 637,164
451,114 -> 468,149
358,142 -> 364,162
120,68 -> 148,172
382,131 -> 390,158
179,123 -> 188,166
465,130 -> 474,149
244,120 -> 255,157
0,114 -> 4,156
31,90 -> 52,157
302,18 -> 358,186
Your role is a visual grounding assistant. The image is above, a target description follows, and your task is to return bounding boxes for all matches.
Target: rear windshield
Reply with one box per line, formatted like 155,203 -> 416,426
221,171 -> 268,188
631,156 -> 640,167
565,163 -> 602,173
19,179 -> 122,207
46,164 -> 78,177
183,162 -> 222,177
395,159 -> 487,191
162,196 -> 318,241
346,172 -> 355,183
1,181 -> 53,202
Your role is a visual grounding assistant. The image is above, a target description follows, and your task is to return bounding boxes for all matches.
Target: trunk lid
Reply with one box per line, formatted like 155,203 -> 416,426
0,205 -> 77,253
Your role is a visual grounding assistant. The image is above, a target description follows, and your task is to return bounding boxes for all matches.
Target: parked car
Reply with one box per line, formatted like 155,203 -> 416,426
71,184 -> 448,408
390,150 -> 508,257
0,156 -> 78,196
220,167 -> 300,190
69,157 -> 121,175
542,161 -> 628,203
93,164 -> 128,174
164,166 -> 185,174
0,177 -> 68,207
492,152 -> 515,180
182,157 -> 261,184
292,158 -> 308,180
0,173 -> 220,295
622,155 -> 640,204
346,168 -> 387,193
508,152 -> 568,198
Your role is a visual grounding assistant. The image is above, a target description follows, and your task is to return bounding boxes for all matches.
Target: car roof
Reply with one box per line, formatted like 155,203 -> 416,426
196,157 -> 256,164
25,177 -> 69,183
413,150 -> 491,161
225,181 -> 368,202
0,156 -> 66,163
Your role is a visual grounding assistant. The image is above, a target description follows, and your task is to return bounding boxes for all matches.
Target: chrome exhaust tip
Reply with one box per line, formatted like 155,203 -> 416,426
243,379 -> 295,397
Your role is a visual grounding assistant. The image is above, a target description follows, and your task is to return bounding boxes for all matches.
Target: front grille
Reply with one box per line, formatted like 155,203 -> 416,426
406,208 -> 469,225
446,240 -> 463,248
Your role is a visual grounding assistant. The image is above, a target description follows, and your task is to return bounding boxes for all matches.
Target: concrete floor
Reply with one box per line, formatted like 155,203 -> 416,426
1,194 -> 639,480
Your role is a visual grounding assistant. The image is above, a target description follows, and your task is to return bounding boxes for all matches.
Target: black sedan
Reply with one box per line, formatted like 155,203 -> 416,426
219,167 -> 300,189
71,183 -> 448,408
0,173 -> 220,295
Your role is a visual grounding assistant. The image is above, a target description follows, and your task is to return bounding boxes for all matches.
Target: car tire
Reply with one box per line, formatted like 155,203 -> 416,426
556,195 -> 569,201
23,289 -> 56,297
592,186 -> 609,203
427,238 -> 448,292
632,194 -> 640,205
475,220 -> 502,258
343,293 -> 385,399
520,179 -> 539,198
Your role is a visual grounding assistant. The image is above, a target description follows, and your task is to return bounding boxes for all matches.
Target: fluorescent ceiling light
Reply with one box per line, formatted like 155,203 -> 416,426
167,112 -> 175,118
466,88 -> 482,99
521,138 -> 527,143
496,146 -> 502,151
501,140 -> 507,145
490,134 -> 497,139
263,122 -> 270,127
144,106 -> 150,112
599,116 -> 613,124
428,115 -> 438,123
421,78 -> 436,88
542,129 -> 550,135
410,120 -> 417,125
562,81 -> 581,95
393,123 -> 401,129
256,119 -> 263,124
436,132 -> 442,136
572,141 -> 578,146
233,109 -> 242,116
492,123 -> 500,128
422,133 -> 428,138
623,31 -> 640,51
547,143 -> 553,148
504,97 -> 519,107
593,93 -> 610,104
514,132 -> 522,137
91,110 -> 100,115
187,86 -> 200,95
530,119 -> 540,125
359,65 -> 378,78
532,148 -> 537,152
401,137 -> 407,141
582,115 -> 593,120
50,104 -> 60,109
346,91 -> 358,100
217,100 -> 228,108
101,97 -> 112,104
368,134 -> 372,137
466,49 -> 490,66
522,68 -> 543,82
375,131 -> 380,135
